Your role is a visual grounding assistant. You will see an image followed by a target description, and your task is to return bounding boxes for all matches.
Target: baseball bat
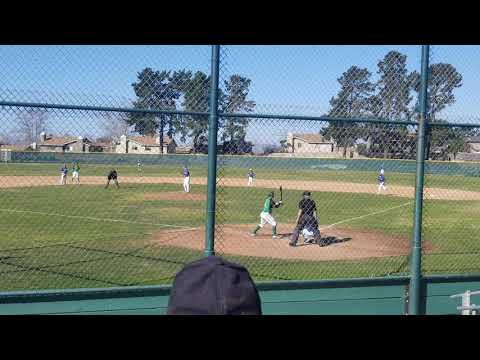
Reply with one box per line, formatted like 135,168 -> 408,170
280,185 -> 283,201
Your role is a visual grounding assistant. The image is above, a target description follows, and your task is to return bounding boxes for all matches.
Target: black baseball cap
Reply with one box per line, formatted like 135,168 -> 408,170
303,191 -> 311,196
167,256 -> 262,315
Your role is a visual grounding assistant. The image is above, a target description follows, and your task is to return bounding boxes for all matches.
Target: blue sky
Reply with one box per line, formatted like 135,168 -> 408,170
1,45 -> 480,147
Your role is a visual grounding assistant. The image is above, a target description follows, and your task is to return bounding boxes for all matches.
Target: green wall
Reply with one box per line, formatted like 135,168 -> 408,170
1,276 -> 477,315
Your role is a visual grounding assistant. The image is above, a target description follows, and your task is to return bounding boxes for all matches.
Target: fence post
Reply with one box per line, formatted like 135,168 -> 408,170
204,45 -> 220,257
408,45 -> 430,315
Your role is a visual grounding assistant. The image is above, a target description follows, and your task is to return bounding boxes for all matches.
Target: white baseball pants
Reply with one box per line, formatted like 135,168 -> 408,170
183,176 -> 190,192
259,211 -> 276,227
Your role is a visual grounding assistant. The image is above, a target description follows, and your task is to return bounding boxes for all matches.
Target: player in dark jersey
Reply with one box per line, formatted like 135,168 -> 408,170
289,191 -> 324,247
105,169 -> 119,189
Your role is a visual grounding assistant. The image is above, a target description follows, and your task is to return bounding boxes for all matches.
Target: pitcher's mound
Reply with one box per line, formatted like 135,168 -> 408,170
144,192 -> 206,202
151,224 -> 434,261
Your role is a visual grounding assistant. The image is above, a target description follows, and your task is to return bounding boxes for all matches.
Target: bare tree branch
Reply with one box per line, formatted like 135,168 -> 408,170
16,108 -> 49,144
101,113 -> 132,142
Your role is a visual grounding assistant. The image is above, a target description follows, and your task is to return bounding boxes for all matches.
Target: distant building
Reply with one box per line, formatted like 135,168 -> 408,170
0,144 -> 29,151
286,133 -> 335,154
115,135 -> 176,154
36,132 -> 93,153
89,141 -> 115,153
467,136 -> 480,153
175,146 -> 193,154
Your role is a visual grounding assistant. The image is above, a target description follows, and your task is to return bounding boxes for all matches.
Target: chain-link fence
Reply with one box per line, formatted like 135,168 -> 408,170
0,45 -> 212,291
215,117 -> 418,280
420,46 -> 480,275
0,45 -> 479,292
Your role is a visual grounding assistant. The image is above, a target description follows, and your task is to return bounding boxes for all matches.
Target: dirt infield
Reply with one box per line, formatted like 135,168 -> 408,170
150,224 -> 435,261
144,192 -> 206,202
0,175 -> 478,201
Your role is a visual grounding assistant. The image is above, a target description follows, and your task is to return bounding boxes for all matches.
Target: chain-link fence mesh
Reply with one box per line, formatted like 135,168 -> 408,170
215,118 -> 418,280
0,106 -> 210,291
0,45 -> 211,110
219,45 -> 421,117
1,45 -> 480,292
215,45 -> 422,280
419,46 -> 480,274
0,45 -> 213,291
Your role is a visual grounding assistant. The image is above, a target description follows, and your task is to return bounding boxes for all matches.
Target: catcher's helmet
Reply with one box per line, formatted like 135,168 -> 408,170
268,191 -> 275,198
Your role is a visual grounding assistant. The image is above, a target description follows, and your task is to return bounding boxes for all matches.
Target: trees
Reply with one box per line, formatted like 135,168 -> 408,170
219,75 -> 255,154
428,120 -> 471,160
411,63 -> 463,158
101,113 -> 131,142
364,51 -> 417,158
128,68 -> 182,151
322,66 -> 374,158
412,63 -> 463,122
177,71 -> 211,153
369,51 -> 416,120
16,108 -> 48,144
326,52 -> 463,160
128,66 -> 255,154
279,139 -> 289,153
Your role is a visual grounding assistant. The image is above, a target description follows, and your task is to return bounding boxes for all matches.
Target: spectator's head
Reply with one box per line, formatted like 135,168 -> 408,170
167,256 -> 262,315
303,191 -> 311,198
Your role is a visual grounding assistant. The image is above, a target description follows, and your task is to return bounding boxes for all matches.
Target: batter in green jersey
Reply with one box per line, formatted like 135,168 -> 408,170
250,191 -> 283,238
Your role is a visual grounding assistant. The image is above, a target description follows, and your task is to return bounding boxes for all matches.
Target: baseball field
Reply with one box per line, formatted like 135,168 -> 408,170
0,160 -> 479,291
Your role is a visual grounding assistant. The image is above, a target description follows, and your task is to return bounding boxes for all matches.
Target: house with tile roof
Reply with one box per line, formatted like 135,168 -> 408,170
115,134 -> 176,154
36,133 -> 93,152
286,133 -> 335,154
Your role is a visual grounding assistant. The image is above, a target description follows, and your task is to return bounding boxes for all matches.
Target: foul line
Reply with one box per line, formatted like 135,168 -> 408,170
321,201 -> 412,230
0,208 -> 193,229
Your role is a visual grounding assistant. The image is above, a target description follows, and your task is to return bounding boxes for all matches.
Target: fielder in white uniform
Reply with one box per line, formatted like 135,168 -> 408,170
247,168 -> 255,186
60,164 -> 68,185
183,166 -> 190,193
377,171 -> 387,193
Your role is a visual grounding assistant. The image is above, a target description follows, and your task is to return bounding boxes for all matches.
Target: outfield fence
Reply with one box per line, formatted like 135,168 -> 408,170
1,45 -> 480,314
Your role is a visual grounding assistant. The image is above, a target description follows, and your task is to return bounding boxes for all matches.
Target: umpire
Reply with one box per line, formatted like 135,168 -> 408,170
289,191 -> 323,247
105,169 -> 120,189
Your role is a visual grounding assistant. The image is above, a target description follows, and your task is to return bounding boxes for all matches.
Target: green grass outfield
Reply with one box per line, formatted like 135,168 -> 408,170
0,175 -> 479,291
1,162 -> 480,191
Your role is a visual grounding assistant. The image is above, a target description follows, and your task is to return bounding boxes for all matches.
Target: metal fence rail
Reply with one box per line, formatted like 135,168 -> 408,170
1,45 -> 480,314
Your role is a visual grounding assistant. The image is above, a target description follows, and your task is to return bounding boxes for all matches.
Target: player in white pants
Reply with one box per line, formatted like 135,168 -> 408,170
183,166 -> 190,193
72,162 -> 80,184
60,164 -> 68,185
251,191 -> 282,238
377,173 -> 387,193
247,168 -> 255,186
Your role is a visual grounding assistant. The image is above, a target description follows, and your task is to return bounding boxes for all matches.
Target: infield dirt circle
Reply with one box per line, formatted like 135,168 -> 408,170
151,224 -> 435,261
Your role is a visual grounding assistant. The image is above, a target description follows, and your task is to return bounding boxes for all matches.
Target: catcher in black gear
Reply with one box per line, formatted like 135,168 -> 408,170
289,191 -> 324,247
105,169 -> 120,189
